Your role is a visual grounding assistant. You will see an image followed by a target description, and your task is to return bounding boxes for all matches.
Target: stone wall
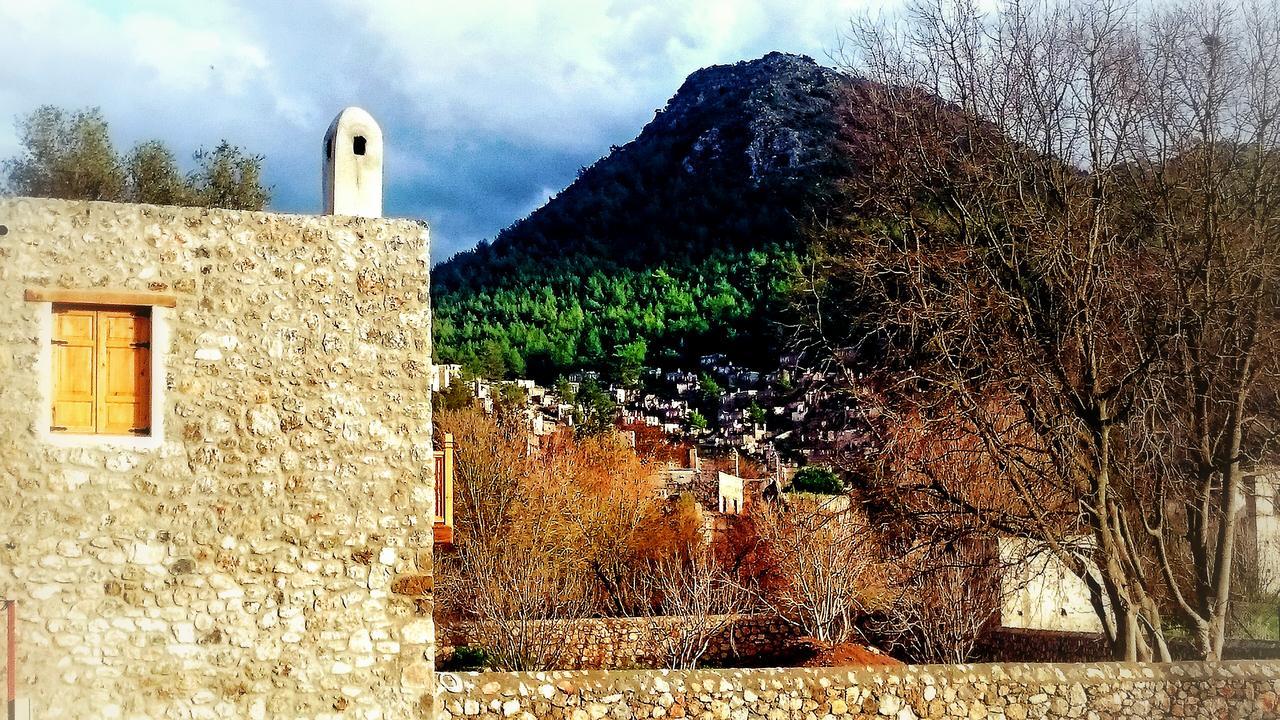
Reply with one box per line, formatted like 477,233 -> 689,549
973,629 -> 1111,664
975,628 -> 1280,663
438,615 -> 793,670
1222,640 -> 1280,661
0,197 -> 436,719
436,661 -> 1280,720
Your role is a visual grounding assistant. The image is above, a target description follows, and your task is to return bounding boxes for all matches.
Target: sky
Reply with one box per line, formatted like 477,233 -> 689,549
0,0 -> 871,262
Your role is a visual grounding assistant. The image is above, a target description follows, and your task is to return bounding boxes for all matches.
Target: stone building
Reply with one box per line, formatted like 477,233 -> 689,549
717,472 -> 744,515
0,108 -> 437,719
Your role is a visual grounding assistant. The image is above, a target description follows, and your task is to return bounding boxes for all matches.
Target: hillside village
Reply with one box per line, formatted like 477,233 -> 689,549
431,352 -> 1280,646
432,349 -> 858,461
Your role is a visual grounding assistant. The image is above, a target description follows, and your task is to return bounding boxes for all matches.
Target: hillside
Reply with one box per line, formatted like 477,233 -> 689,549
432,52 -> 850,381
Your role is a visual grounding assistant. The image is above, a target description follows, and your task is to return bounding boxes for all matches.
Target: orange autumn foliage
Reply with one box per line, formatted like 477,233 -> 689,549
436,410 -> 706,617
876,398 -> 1079,540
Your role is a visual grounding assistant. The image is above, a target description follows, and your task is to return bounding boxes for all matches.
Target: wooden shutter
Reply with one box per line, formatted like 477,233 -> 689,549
52,308 -> 97,433
98,309 -> 151,434
51,305 -> 151,435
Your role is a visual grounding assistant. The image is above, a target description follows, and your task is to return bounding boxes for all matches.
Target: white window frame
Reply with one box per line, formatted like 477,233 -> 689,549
33,301 -> 169,450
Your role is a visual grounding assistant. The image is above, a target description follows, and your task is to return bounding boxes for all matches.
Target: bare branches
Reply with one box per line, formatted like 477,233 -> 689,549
753,500 -> 888,644
642,548 -> 755,670
451,538 -> 596,671
869,539 -> 1004,664
807,0 -> 1280,661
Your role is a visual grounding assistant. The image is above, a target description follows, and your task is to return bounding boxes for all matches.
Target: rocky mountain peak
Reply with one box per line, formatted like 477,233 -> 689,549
646,52 -> 844,181
432,52 -> 855,379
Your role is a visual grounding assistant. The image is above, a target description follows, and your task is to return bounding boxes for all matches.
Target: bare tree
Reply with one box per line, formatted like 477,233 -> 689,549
446,452 -> 598,671
1123,0 -> 1280,659
642,548 -> 755,670
452,538 -> 595,671
808,0 -> 1280,660
869,539 -> 1004,664
753,500 -> 887,644
436,406 -> 529,545
543,431 -> 665,616
434,410 -> 596,669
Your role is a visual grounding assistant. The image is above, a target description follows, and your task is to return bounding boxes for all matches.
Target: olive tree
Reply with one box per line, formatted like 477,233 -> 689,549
3,105 -> 270,210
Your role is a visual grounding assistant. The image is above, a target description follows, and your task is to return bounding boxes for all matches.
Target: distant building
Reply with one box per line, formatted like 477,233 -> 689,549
1241,471 -> 1280,594
567,370 -> 599,384
431,362 -> 463,392
718,472 -> 745,514
998,537 -> 1105,633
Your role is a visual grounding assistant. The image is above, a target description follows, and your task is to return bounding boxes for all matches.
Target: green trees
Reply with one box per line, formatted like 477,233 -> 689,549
553,377 -> 577,405
4,106 -> 123,201
431,55 -> 844,382
789,466 -> 842,495
611,339 -> 647,388
3,105 -> 269,210
697,373 -> 722,402
434,380 -> 476,412
573,379 -> 617,437
696,372 -> 724,421
125,140 -> 188,205
433,244 -> 798,382
187,141 -> 270,210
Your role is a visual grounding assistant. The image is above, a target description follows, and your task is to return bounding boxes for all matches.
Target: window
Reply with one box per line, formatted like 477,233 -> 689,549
353,136 -> 367,155
50,304 -> 151,435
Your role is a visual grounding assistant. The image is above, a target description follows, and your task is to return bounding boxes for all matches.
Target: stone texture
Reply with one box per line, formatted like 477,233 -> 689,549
974,627 -> 1280,663
0,197 -> 435,718
439,614 -> 793,670
435,662 -> 1280,720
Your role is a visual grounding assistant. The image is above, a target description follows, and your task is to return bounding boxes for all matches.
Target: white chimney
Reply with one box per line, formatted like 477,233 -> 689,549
323,107 -> 383,218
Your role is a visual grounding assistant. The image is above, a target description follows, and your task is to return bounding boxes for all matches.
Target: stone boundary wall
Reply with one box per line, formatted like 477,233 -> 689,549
976,628 -> 1280,663
436,661 -> 1280,720
1223,639 -> 1280,660
439,614 -> 794,670
974,629 -> 1111,663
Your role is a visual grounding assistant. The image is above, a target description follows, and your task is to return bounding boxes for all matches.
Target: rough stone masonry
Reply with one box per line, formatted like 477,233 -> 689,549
0,197 -> 435,719
437,661 -> 1280,720
438,615 -> 795,671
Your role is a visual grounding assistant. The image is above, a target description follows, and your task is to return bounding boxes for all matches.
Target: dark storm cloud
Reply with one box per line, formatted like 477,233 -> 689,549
0,0 -> 869,262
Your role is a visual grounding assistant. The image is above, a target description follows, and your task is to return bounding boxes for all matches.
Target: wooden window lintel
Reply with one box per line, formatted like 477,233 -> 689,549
25,288 -> 177,308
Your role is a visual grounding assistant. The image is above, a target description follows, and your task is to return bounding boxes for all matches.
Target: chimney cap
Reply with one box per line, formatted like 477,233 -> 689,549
324,107 -> 380,148
323,106 -> 383,218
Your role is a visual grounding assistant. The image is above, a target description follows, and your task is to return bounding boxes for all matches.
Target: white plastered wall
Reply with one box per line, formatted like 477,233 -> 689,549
999,536 -> 1105,633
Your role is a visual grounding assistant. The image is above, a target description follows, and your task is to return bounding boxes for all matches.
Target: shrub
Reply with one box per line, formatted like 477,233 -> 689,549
789,466 -> 842,495
440,645 -> 491,671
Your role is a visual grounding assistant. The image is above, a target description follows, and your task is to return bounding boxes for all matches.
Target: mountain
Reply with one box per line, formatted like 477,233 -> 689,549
432,52 -> 850,381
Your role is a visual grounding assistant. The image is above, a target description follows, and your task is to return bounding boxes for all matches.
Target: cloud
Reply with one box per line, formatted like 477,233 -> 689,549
0,0 -> 875,261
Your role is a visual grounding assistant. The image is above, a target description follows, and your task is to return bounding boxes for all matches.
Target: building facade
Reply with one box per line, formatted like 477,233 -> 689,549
998,537 -> 1105,634
1244,472 -> 1280,596
0,195 -> 435,719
